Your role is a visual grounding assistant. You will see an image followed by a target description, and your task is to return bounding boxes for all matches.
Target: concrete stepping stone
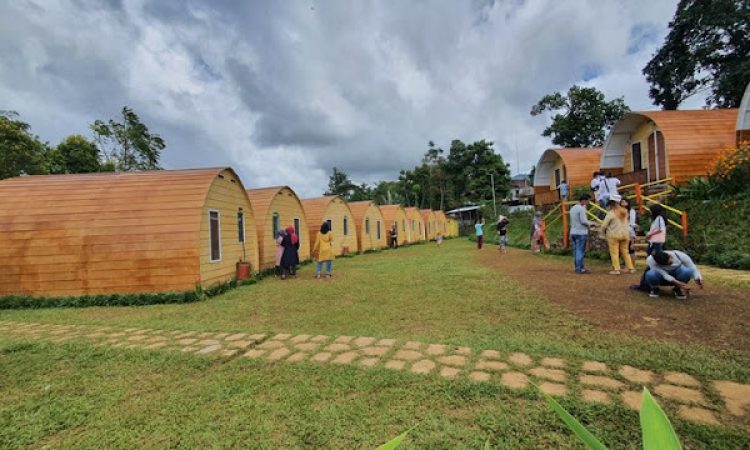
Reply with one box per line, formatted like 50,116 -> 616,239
480,350 -> 501,359
197,339 -> 220,346
290,334 -> 311,343
221,349 -> 238,357
619,365 -> 655,384
332,351 -> 359,365
582,361 -> 608,373
621,391 -> 642,410
469,371 -> 491,382
663,372 -> 700,387
393,350 -> 423,361
403,341 -> 422,350
712,380 -> 750,417
294,342 -> 319,352
500,372 -> 529,389
359,357 -> 379,367
214,333 -> 230,339
455,346 -> 471,355
271,333 -> 292,341
654,384 -> 706,405
353,337 -> 375,347
323,343 -> 351,352
145,342 -> 166,349
258,340 -> 285,350
310,335 -> 329,342
228,340 -> 253,349
437,355 -> 467,367
267,348 -> 291,361
508,353 -> 532,367
440,367 -> 460,379
541,357 -> 566,368
361,346 -> 389,357
225,333 -> 247,341
198,344 -> 222,354
529,367 -> 566,382
582,389 -> 611,405
539,382 -> 567,397
243,349 -> 266,359
411,360 -> 436,375
177,338 -> 198,346
287,352 -> 307,363
425,344 -> 447,356
311,352 -> 332,363
175,331 -> 197,338
334,336 -> 354,343
127,335 -> 148,342
248,334 -> 266,342
384,359 -> 405,370
677,406 -> 720,426
376,338 -> 396,347
580,375 -> 624,390
476,360 -> 509,372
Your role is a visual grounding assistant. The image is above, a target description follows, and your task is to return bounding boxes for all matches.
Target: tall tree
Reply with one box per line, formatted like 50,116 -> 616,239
445,139 -> 511,207
643,0 -> 750,109
91,107 -> 165,171
0,111 -> 49,180
50,135 -> 102,174
530,85 -> 630,147
324,167 -> 357,199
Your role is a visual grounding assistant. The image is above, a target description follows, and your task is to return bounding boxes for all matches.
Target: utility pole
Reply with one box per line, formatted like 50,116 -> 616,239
491,173 -> 497,218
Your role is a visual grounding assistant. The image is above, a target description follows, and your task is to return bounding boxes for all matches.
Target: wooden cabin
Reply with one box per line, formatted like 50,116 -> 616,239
738,82 -> 750,143
348,201 -> 387,252
601,109 -> 738,185
403,207 -> 424,243
433,211 -> 448,237
378,205 -> 409,245
446,218 -> 459,237
246,186 -> 310,270
533,148 -> 602,205
301,196 -> 358,256
0,168 -> 259,297
420,210 -> 437,240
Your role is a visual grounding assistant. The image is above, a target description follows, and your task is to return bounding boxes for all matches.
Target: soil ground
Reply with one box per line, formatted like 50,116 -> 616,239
480,247 -> 750,352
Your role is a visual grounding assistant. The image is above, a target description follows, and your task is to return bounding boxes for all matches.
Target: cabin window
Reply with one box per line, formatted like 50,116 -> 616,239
365,217 -> 371,235
237,210 -> 245,243
294,218 -> 301,243
632,142 -> 643,171
343,216 -> 349,236
326,219 -> 333,232
554,168 -> 561,188
209,210 -> 221,262
402,220 -> 405,232
272,213 -> 280,240
376,221 -> 381,240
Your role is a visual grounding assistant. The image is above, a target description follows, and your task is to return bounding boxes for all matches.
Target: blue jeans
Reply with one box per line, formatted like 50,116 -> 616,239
645,266 -> 694,288
316,260 -> 333,274
571,234 -> 588,272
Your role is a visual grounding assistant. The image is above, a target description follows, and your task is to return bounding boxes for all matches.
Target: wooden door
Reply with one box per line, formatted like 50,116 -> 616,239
647,131 -> 666,182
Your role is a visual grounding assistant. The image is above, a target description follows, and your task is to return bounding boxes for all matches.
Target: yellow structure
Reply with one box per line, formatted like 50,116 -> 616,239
348,200 -> 387,252
378,205 -> 409,245
446,218 -> 459,237
420,209 -> 437,240
433,211 -> 448,237
246,186 -> 310,270
403,207 -> 424,242
301,196 -> 358,256
0,168 -> 259,297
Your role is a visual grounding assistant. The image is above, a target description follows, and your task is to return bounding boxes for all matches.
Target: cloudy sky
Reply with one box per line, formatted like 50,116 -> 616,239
0,0 -> 705,197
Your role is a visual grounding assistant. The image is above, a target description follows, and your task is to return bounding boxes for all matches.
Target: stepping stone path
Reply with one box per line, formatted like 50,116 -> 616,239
0,319 -> 748,429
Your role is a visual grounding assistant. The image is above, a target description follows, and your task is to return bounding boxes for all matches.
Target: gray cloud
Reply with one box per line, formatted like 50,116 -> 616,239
0,0 -> 693,197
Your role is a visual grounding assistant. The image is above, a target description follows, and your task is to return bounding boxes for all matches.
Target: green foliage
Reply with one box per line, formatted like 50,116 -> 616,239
91,106 -> 165,171
0,111 -> 50,180
50,134 -> 102,174
325,166 -> 358,199
643,0 -> 750,109
541,391 -> 608,450
709,142 -> 750,197
530,85 -> 630,147
0,291 -> 201,309
374,428 -> 413,449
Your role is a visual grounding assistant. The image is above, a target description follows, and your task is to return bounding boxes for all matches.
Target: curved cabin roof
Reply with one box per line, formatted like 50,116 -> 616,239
0,167 -> 249,296
738,82 -> 750,134
602,109 -> 738,183
300,195 -> 350,229
378,204 -> 406,221
533,148 -> 602,188
246,186 -> 296,216
348,200 -> 377,222
434,211 -> 447,234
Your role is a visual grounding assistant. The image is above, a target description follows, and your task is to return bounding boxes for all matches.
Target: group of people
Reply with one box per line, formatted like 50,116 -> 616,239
275,222 -> 336,280
473,215 -> 510,253
590,171 -> 621,213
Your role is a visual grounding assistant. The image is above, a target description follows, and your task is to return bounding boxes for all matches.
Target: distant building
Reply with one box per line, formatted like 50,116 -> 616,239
505,174 -> 534,205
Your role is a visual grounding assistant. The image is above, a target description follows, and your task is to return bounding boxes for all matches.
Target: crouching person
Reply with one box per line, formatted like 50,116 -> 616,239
645,250 -> 704,299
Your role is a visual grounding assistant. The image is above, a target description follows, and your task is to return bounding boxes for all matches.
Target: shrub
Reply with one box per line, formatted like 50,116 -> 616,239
710,141 -> 750,196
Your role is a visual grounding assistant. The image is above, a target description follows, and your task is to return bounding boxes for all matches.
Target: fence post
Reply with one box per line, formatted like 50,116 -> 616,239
561,200 -> 569,249
681,211 -> 688,242
635,183 -> 644,214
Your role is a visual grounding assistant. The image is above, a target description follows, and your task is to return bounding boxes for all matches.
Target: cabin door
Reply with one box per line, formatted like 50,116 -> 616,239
647,131 -> 666,182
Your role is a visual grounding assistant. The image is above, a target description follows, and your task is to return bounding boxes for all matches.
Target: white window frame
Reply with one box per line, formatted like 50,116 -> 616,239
343,216 -> 349,236
376,220 -> 381,240
272,212 -> 280,241
365,217 -> 371,235
237,209 -> 245,243
293,217 -> 301,244
208,209 -> 222,263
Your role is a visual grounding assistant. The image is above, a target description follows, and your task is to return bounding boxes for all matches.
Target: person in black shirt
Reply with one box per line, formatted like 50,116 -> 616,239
496,215 -> 510,253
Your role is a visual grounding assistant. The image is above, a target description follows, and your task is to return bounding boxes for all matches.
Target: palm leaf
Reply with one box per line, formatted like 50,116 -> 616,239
542,391 -> 609,450
640,388 -> 683,450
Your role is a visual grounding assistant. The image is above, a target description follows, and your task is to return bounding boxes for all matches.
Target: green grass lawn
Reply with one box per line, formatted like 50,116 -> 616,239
1,239 -> 749,449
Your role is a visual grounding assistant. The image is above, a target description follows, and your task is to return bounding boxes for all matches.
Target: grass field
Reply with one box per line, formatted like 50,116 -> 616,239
1,239 -> 749,449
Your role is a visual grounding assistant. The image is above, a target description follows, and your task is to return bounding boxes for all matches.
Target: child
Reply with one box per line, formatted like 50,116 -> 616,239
646,204 -> 667,256
475,218 -> 485,250
530,212 -> 543,252
496,215 -> 509,253
435,232 -> 443,247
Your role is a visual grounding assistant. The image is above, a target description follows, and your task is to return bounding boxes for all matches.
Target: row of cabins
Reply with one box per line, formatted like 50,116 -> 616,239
534,82 -> 750,204
0,171 -> 459,297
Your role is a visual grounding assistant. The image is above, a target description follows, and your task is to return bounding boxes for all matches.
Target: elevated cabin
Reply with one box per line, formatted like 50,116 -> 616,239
434,211 -> 448,237
301,196 -> 358,256
378,205 -> 409,245
403,207 -> 424,242
246,186 -> 310,270
533,148 -> 602,206
0,168 -> 258,297
601,109 -> 738,186
420,210 -> 437,240
738,82 -> 750,143
348,201 -> 387,252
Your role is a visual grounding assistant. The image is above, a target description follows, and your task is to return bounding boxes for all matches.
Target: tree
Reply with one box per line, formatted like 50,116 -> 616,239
644,0 -> 750,109
324,167 -> 357,199
0,111 -> 49,180
530,85 -> 630,147
50,135 -> 102,174
91,107 -> 165,171
445,139 -> 511,207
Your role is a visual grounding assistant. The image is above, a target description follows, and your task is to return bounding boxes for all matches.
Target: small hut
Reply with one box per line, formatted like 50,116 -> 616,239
246,186 -> 310,270
301,195 -> 358,256
403,207 -> 424,242
378,205 -> 409,245
738,82 -> 750,143
533,148 -> 602,205
434,211 -> 448,237
0,168 -> 259,297
601,109 -> 738,185
348,201 -> 387,252
420,209 -> 437,240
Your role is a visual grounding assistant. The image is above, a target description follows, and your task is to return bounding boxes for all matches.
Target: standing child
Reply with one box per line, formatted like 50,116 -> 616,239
274,230 -> 285,277
530,212 -> 543,252
474,218 -> 485,250
435,232 -> 443,247
313,221 -> 335,279
496,215 -> 509,253
646,204 -> 667,256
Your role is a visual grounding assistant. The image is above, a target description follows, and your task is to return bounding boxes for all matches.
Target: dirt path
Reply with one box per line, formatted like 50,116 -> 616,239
479,248 -> 750,353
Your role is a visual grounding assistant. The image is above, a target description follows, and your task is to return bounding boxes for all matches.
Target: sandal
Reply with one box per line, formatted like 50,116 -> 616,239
609,270 -> 621,275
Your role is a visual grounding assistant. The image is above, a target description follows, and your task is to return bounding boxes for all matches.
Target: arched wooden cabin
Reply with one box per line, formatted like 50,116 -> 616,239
246,186 -> 310,270
348,200 -> 387,252
378,205 -> 408,245
533,148 -> 602,205
403,207 -> 424,242
0,168 -> 259,297
301,195 -> 358,256
738,82 -> 750,143
601,109 -> 738,185
446,218 -> 459,237
434,211 -> 448,237
420,209 -> 437,240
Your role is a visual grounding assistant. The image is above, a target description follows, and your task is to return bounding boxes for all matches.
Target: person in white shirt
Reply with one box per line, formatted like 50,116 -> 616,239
645,250 -> 704,299
605,173 -> 621,198
590,172 -> 607,218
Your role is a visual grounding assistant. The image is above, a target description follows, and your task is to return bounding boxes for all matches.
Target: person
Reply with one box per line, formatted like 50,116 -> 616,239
389,222 -> 399,249
475,218 -> 485,249
312,221 -> 335,279
645,250 -> 703,299
590,171 -> 607,218
274,229 -> 286,277
569,194 -> 593,273
530,212 -> 543,252
496,214 -> 509,253
558,179 -> 569,201
620,198 -> 637,260
600,199 -> 635,275
604,172 -> 621,200
646,204 -> 667,256
280,225 -> 300,279
435,232 -> 443,247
